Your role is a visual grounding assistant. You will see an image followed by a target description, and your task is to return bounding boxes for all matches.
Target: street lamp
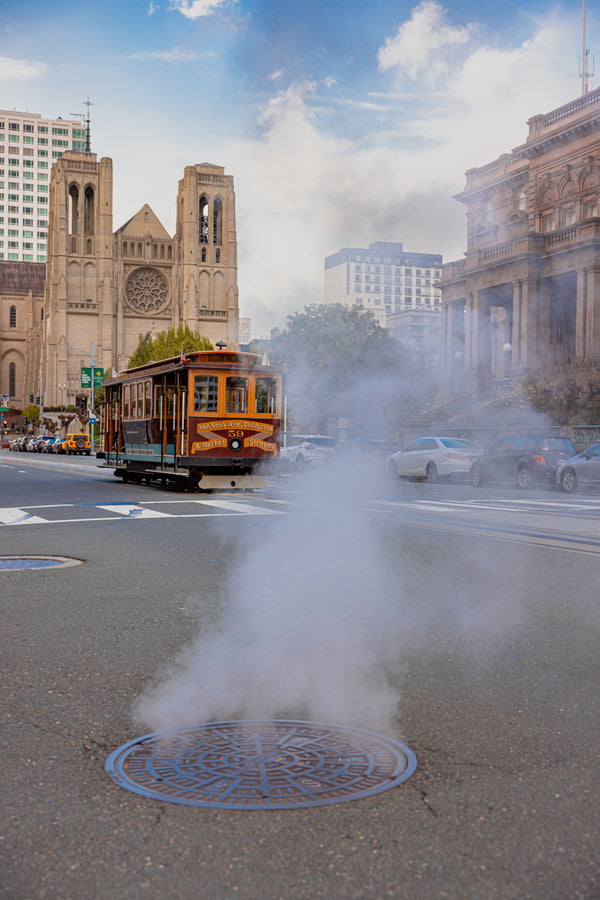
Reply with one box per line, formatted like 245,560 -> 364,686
58,384 -> 66,409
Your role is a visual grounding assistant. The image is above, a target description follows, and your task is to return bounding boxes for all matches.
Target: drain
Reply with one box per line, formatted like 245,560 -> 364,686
105,719 -> 417,809
0,556 -> 83,571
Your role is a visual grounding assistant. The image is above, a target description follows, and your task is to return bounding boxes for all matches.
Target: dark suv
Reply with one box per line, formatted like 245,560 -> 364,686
470,434 -> 576,489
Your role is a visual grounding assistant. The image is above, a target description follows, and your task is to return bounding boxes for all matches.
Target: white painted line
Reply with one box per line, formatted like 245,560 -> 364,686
95,505 -> 172,519
0,508 -> 48,525
191,499 -> 280,515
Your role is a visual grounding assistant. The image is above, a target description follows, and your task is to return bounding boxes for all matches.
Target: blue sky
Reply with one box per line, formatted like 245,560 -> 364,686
0,0 -> 595,335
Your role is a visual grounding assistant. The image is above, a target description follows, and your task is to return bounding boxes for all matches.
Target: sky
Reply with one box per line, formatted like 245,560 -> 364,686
0,0 -> 596,336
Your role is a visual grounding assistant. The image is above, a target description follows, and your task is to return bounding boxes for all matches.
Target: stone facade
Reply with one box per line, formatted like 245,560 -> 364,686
0,153 -> 239,409
441,88 -> 600,393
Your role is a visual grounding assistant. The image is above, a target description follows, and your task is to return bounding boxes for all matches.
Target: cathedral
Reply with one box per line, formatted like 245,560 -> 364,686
0,152 -> 240,410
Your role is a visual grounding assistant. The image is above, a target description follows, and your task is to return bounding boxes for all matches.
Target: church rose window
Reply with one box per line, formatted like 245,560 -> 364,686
124,267 -> 169,313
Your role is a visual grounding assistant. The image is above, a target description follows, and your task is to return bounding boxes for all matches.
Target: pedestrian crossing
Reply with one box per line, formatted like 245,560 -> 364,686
0,497 -> 286,527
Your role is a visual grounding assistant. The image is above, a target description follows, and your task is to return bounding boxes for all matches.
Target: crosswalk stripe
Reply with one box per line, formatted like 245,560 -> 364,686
95,504 -> 172,519
0,508 -> 48,525
191,499 -> 280,514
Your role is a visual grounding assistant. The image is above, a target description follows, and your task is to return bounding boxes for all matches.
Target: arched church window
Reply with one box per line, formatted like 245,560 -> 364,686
137,243 -> 142,258
86,239 -> 92,254
518,189 -> 526,211
68,185 -> 79,234
152,244 -> 158,259
9,305 -> 16,327
9,362 -> 16,397
71,237 -> 77,253
160,245 -> 165,260
167,245 -> 172,260
201,248 -> 206,263
84,186 -> 95,235
199,196 -> 209,244
213,197 -> 222,245
216,248 -> 220,263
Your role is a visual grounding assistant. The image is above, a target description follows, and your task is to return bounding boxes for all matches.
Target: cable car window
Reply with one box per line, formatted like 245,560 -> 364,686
145,380 -> 152,417
137,382 -> 143,418
255,377 -> 277,414
123,385 -> 130,418
226,377 -> 248,414
194,375 -> 218,412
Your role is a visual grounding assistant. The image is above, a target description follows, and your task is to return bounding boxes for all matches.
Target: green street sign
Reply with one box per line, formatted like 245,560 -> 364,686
81,367 -> 104,389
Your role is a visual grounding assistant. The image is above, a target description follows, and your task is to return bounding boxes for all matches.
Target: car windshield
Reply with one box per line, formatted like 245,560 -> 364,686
308,437 -> 335,446
439,438 -> 480,450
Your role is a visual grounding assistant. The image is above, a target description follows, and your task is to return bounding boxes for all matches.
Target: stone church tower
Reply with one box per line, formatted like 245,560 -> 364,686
176,163 -> 239,347
1,153 -> 240,409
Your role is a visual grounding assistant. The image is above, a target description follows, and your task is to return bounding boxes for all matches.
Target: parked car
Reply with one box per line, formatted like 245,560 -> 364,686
557,442 -> 600,492
471,434 -> 576,489
63,432 -> 91,455
42,436 -> 60,453
386,436 -> 482,482
281,435 -> 337,471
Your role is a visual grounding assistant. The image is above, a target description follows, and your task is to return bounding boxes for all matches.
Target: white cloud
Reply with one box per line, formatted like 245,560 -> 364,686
169,0 -> 232,19
123,46 -> 213,63
0,55 -> 46,81
268,69 -> 285,81
147,1 -> 159,14
377,0 -> 471,80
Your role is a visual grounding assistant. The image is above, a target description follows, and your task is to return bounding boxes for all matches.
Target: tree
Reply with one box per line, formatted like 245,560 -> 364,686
128,325 -> 213,368
269,304 -> 427,436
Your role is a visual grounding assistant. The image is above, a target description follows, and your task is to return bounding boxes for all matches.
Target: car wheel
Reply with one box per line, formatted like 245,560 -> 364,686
296,455 -> 306,473
517,466 -> 531,489
471,464 -> 485,487
426,462 -> 438,483
560,468 -> 577,493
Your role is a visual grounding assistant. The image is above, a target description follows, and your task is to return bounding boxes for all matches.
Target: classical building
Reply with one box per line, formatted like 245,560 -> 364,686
324,241 -> 442,328
441,88 -> 600,392
0,108 -> 87,263
0,151 -> 240,409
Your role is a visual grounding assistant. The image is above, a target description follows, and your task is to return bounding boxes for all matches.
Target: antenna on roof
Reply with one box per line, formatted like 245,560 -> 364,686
581,0 -> 595,95
70,98 -> 93,152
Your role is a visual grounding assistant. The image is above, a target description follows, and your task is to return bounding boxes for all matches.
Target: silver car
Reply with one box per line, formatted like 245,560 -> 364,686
387,436 -> 482,482
281,434 -> 337,471
557,442 -> 600,492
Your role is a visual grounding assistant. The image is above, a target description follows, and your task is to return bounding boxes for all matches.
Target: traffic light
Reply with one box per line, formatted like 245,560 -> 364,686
29,394 -> 33,403
35,396 -> 40,405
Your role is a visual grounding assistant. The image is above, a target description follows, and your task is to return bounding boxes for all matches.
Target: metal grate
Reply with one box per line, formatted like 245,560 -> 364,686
105,719 -> 417,810
0,556 -> 83,571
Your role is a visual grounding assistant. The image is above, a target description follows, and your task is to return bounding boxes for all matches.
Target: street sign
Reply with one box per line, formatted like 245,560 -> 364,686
81,367 -> 104,389
89,412 -> 97,424
1,394 -> 8,407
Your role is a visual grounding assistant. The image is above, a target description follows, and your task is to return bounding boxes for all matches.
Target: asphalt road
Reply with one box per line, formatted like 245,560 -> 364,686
1,452 -> 600,899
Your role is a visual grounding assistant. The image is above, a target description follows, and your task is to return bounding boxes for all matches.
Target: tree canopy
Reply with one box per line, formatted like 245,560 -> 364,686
128,326 -> 213,368
269,304 -> 403,387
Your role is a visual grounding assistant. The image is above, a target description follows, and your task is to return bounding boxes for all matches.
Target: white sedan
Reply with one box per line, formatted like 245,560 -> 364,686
387,436 -> 483,482
281,435 -> 337,471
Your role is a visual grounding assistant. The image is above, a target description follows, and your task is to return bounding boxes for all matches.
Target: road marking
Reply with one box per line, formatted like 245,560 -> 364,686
0,508 -> 48,525
191,499 -> 280,515
95,504 -> 172,519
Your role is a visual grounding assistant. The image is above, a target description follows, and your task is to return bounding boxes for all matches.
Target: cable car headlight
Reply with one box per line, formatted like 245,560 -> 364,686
229,437 -> 243,452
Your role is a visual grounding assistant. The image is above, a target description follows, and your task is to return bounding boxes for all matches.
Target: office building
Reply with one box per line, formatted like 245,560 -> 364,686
0,109 -> 87,263
324,241 -> 442,327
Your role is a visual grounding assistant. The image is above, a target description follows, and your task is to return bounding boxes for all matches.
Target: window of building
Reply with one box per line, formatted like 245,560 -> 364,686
38,126 -> 48,134
22,253 -> 33,261
52,127 -> 69,136
542,212 -> 556,233
564,207 -> 577,227
10,305 -> 16,327
213,196 -> 222,244
37,173 -> 48,181
9,361 -> 16,396
8,123 -> 19,131
23,136 -> 33,144
199,195 -> 208,244
84,186 -> 94,234
38,149 -> 48,157
585,200 -> 598,218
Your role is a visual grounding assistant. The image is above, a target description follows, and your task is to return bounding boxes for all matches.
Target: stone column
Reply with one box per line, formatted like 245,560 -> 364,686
585,266 -> 600,358
519,278 -> 539,371
576,268 -> 587,359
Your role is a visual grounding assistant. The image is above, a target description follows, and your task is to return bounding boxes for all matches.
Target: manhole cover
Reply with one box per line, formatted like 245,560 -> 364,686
0,556 -> 83,571
105,719 -> 417,809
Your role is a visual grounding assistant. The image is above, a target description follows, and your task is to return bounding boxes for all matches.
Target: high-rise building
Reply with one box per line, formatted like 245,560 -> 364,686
0,109 -> 87,263
324,241 -> 442,327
